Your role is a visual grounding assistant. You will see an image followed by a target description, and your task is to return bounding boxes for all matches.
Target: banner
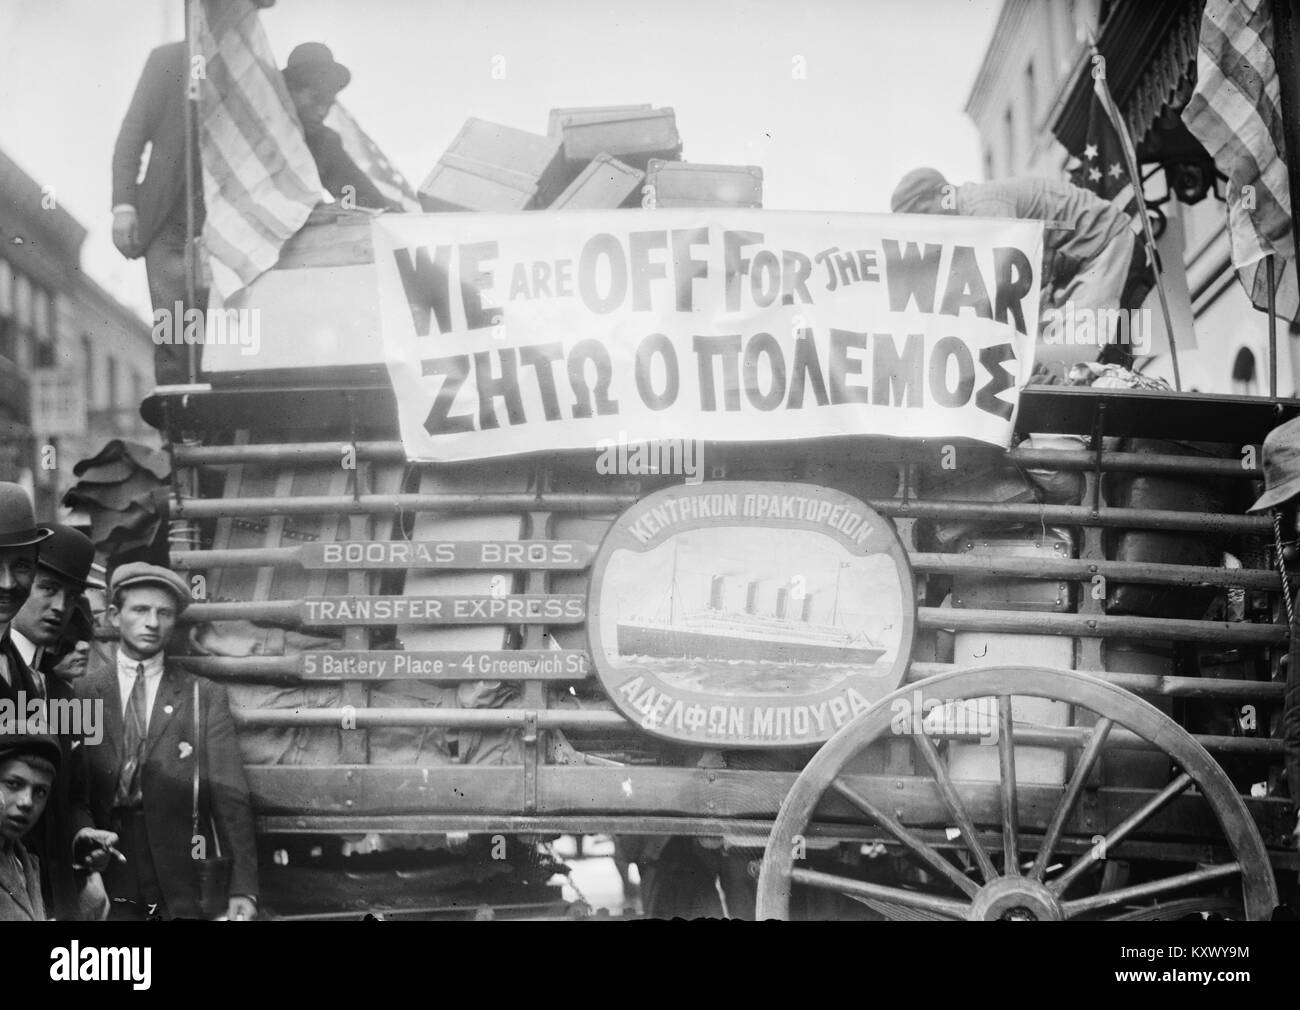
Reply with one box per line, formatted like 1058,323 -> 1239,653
372,210 -> 1042,461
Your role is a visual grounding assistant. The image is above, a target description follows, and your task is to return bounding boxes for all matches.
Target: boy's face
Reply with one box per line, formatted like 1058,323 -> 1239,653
0,756 -> 54,843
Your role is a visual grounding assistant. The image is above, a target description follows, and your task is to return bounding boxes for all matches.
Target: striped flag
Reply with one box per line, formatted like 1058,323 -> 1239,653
325,102 -> 422,212
1182,0 -> 1300,321
194,0 -> 323,300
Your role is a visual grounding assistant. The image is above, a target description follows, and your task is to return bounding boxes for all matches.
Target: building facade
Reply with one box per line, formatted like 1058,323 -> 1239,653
0,146 -> 156,519
964,0 -> 1297,396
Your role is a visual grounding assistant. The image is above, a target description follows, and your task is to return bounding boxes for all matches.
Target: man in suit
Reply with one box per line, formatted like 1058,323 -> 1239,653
0,483 -> 52,710
110,2 -> 278,385
111,41 -> 204,387
281,43 -> 399,211
9,524 -> 107,919
0,732 -> 62,921
74,563 -> 259,920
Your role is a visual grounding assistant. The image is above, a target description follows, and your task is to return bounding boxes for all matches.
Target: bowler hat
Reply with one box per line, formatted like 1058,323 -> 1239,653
0,732 -> 61,776
108,562 -> 191,613
0,483 -> 53,549
1249,415 -> 1300,512
34,524 -> 95,589
282,42 -> 351,93
891,167 -> 949,214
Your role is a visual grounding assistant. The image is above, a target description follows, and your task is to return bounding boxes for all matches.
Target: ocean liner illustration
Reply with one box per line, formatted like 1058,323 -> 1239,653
616,543 -> 886,666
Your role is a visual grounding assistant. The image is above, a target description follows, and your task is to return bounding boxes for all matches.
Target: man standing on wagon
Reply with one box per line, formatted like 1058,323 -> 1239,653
1247,416 -> 1300,852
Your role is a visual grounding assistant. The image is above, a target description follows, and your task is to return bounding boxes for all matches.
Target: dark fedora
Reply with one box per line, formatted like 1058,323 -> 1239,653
282,42 -> 351,94
1249,416 -> 1300,512
0,482 -> 53,549
34,523 -> 95,589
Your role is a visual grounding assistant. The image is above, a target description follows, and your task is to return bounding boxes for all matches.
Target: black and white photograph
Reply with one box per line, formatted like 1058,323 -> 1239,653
0,0 -> 1296,986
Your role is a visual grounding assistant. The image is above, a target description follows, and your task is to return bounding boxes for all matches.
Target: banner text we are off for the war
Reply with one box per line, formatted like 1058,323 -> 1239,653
371,211 -> 1044,460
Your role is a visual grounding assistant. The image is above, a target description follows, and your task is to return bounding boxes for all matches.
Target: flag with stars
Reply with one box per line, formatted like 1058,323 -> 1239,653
1068,82 -> 1139,225
325,102 -> 422,212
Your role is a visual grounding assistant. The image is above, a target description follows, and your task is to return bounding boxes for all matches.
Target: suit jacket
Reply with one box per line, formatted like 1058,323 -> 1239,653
28,666 -> 97,920
0,629 -> 42,706
111,42 -> 205,252
0,840 -> 45,921
75,647 -> 258,918
303,122 -> 393,210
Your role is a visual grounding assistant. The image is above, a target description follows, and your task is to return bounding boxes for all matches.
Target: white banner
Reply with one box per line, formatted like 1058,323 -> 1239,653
372,210 -> 1042,461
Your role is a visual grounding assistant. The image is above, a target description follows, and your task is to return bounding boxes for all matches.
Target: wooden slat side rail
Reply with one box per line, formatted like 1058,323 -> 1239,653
242,766 -> 1300,851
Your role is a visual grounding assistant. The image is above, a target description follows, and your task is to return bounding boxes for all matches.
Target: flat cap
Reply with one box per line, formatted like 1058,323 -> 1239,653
890,167 -> 949,214
108,562 -> 191,613
0,732 -> 61,775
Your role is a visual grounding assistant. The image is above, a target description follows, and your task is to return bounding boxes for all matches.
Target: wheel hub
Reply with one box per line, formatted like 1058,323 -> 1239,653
967,876 -> 1063,921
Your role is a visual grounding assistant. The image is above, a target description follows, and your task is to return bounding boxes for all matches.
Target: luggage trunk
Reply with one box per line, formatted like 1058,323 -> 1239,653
646,159 -> 763,208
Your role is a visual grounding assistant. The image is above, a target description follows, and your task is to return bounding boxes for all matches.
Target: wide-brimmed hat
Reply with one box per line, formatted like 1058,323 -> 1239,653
0,483 -> 52,549
108,562 -> 191,613
34,524 -> 96,589
282,42 -> 351,94
1249,416 -> 1300,512
890,167 -> 949,214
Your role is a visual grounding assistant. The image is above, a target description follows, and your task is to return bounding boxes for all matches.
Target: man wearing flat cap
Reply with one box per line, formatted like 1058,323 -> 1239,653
10,524 -> 109,919
0,483 -> 52,711
0,732 -> 61,920
282,42 -> 399,211
1248,417 -> 1300,851
74,563 -> 259,919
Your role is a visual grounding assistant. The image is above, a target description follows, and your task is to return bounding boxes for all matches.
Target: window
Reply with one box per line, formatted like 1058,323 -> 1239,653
81,334 -> 96,406
983,145 -> 994,181
107,355 -> 119,406
1026,61 -> 1037,130
1232,347 -> 1258,396
1004,106 -> 1016,176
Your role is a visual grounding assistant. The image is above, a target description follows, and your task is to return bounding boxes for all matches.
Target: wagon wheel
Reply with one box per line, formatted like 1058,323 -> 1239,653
756,666 -> 1278,921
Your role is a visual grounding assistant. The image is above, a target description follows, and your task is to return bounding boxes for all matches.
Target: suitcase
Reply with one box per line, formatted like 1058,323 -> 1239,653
547,104 -> 652,137
419,118 -> 567,212
556,108 -> 682,169
646,159 -> 763,208
548,153 -> 644,210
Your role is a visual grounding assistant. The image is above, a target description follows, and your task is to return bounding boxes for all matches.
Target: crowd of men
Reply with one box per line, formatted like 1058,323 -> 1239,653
0,481 -> 257,921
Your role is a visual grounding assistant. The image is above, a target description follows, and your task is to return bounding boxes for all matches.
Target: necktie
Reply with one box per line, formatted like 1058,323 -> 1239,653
114,665 -> 149,808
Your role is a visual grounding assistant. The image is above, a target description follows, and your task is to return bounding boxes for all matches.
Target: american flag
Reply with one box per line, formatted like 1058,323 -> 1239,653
1068,71 -> 1140,224
325,102 -> 422,212
1182,0 -> 1300,322
194,0 -> 322,300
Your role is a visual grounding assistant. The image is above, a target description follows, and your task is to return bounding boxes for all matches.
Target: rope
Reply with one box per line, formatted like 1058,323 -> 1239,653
1272,509 -> 1296,631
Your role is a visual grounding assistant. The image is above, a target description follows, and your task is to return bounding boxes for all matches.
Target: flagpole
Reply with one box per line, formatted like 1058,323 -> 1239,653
183,0 -> 197,386
1092,50 -> 1183,392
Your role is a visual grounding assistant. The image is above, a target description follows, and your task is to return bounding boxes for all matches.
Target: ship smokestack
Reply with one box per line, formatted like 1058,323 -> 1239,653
709,575 -> 725,611
801,593 -> 814,623
775,586 -> 789,619
745,580 -> 759,615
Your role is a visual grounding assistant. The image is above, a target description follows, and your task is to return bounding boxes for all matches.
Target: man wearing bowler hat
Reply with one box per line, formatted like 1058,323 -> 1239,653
282,42 -> 400,211
73,563 -> 259,920
0,483 -> 52,710
10,524 -> 110,919
1248,416 -> 1300,850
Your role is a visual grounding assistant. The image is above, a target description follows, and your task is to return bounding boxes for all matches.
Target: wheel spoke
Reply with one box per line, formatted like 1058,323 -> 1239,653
1050,771 -> 1194,896
792,866 -> 970,919
996,695 -> 1019,875
1030,716 -> 1114,881
1061,862 -> 1242,918
910,730 -> 998,883
831,778 -> 980,897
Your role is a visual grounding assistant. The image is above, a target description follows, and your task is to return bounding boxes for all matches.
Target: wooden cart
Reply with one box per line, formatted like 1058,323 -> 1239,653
139,374 -> 1297,921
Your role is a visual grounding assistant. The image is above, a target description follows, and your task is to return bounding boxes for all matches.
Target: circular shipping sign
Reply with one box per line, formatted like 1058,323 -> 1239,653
587,480 -> 916,748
